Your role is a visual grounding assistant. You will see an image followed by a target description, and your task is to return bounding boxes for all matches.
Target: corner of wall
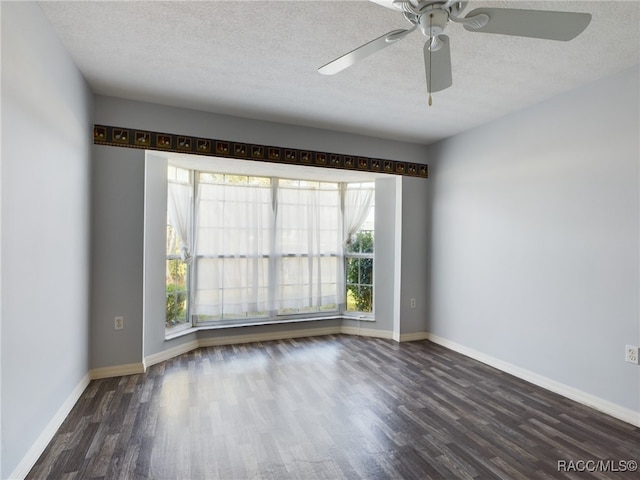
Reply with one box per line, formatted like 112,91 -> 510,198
8,374 -> 91,480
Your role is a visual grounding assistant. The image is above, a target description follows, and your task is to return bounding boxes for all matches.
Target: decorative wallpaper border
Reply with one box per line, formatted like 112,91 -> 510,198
93,125 -> 428,178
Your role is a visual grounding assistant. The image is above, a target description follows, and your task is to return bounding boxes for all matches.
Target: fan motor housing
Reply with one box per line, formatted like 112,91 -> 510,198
418,7 -> 449,37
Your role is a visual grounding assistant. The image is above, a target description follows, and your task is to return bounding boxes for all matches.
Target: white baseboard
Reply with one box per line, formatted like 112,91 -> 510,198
341,325 -> 394,339
426,333 -> 640,428
399,331 -> 429,342
198,325 -> 342,348
144,339 -> 200,369
89,362 -> 145,380
24,329 -> 633,480
144,325 -> 404,367
9,373 -> 91,480
93,326 -> 426,382
143,327 -> 345,369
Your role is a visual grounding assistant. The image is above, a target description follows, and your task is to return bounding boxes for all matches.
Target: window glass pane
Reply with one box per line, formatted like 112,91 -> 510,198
194,178 -> 272,319
225,174 -> 248,184
166,166 -> 191,331
360,257 -> 373,285
248,176 -> 271,186
199,172 -> 222,184
360,231 -> 374,254
346,258 -> 360,286
166,224 -> 183,256
346,230 -> 374,254
275,180 -> 340,313
358,286 -> 373,313
166,259 -> 188,327
167,258 -> 188,290
168,165 -> 190,184
278,178 -> 297,187
299,180 -> 318,189
176,167 -> 190,183
344,188 -> 374,313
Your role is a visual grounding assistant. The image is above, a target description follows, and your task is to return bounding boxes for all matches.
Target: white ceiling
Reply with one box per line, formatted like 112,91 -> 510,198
39,0 -> 639,145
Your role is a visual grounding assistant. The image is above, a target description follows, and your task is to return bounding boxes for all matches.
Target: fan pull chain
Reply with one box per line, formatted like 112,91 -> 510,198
428,13 -> 433,107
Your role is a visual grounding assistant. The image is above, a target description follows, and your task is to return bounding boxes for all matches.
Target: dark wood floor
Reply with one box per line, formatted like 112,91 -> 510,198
28,335 -> 639,479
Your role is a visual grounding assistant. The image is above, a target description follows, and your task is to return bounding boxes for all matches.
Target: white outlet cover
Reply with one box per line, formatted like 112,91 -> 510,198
625,345 -> 639,365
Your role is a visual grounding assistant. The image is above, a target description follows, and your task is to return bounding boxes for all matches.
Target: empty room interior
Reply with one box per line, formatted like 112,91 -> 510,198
1,1 -> 639,479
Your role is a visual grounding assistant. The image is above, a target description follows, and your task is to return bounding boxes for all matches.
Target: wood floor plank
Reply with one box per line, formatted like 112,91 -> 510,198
27,335 -> 640,479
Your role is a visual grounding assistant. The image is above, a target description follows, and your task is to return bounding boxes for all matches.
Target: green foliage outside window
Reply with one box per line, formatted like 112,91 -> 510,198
166,258 -> 188,327
166,284 -> 186,326
346,231 -> 374,313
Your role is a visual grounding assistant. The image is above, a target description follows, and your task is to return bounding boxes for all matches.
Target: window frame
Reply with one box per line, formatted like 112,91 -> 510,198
343,228 -> 375,318
165,167 -> 194,333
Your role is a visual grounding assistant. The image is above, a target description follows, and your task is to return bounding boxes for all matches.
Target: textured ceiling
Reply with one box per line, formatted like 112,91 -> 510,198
39,0 -> 640,145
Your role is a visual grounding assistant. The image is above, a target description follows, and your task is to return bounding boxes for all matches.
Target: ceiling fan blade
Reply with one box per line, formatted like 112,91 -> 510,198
368,0 -> 403,10
318,28 -> 412,75
463,8 -> 592,41
424,35 -> 452,93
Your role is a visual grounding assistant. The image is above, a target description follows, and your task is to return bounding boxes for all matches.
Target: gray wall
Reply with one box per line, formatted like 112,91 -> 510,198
399,177 -> 431,335
95,96 -> 430,160
1,2 -> 94,477
143,154 -> 172,359
91,146 -> 145,368
374,177 -> 399,334
94,96 -> 431,367
427,66 -> 640,413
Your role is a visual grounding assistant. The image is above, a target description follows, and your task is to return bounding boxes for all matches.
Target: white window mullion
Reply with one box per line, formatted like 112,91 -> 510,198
189,171 -> 198,325
268,177 -> 278,316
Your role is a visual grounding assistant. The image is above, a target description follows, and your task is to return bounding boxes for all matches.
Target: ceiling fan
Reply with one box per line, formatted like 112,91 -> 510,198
318,1 -> 592,105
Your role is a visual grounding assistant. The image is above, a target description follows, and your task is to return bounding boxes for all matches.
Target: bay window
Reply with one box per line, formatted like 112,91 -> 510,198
166,165 -> 375,332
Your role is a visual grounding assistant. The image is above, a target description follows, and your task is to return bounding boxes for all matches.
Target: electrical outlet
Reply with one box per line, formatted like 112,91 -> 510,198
410,298 -> 416,309
625,345 -> 639,365
114,316 -> 124,330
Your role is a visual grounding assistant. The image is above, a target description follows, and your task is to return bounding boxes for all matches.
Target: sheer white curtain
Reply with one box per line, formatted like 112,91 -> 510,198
193,180 -> 272,317
189,176 -> 370,320
341,183 -> 374,247
167,182 -> 193,263
275,182 -> 341,311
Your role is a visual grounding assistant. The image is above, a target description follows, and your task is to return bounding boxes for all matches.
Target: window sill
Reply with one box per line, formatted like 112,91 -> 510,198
164,315 -> 375,341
